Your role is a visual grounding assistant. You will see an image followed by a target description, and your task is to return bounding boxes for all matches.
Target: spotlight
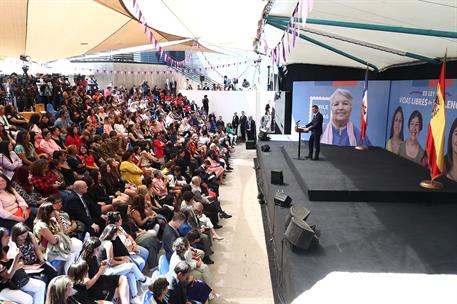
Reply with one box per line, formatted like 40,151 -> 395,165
20,55 -> 31,62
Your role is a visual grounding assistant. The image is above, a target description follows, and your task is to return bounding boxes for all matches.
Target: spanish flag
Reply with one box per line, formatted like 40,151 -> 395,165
425,55 -> 447,180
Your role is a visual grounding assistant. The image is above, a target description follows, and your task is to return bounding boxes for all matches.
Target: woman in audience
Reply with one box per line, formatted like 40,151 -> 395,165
65,126 -> 81,151
12,165 -> 45,212
45,275 -> 73,304
39,130 -> 62,158
0,174 -> 31,230
74,240 -> 130,304
99,226 -> 151,301
119,152 -> 143,187
0,227 -> 46,304
0,123 -> 15,145
79,145 -> 99,172
0,141 -> 22,180
33,203 -> 82,274
105,211 -> 153,271
116,204 -> 161,271
30,159 -> 60,197
28,114 -> 42,145
66,145 -> 86,176
141,178 -> 174,221
99,224 -> 146,271
99,164 -> 129,205
14,131 -> 38,166
48,127 -> 65,150
51,151 -> 75,187
130,196 -> 163,236
11,223 -> 58,284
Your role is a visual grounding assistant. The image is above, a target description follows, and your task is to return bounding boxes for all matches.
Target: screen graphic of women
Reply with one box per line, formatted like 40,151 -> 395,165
399,110 -> 426,166
386,106 -> 404,154
445,118 -> 457,182
321,88 -> 371,146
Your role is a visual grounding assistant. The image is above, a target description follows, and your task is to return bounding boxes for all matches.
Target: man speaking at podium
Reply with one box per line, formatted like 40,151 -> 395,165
296,105 -> 323,160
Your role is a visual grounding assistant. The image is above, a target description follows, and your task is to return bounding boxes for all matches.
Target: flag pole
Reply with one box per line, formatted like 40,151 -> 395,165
420,50 -> 447,190
356,64 -> 369,151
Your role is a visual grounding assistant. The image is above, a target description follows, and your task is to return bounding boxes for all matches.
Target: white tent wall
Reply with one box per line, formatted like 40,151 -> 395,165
179,90 -> 275,128
71,62 -> 195,90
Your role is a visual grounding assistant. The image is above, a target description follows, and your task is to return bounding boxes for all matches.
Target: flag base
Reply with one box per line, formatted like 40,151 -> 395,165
419,180 -> 443,190
355,145 -> 368,151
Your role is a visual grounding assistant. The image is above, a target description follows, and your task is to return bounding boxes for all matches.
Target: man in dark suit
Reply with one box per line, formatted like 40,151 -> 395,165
246,116 -> 256,142
297,105 -> 323,160
162,212 -> 186,261
187,202 -> 214,264
63,180 -> 102,236
239,111 -> 247,141
232,112 -> 239,136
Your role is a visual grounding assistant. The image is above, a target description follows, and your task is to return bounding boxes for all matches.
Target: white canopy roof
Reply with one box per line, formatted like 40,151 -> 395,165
264,0 -> 457,71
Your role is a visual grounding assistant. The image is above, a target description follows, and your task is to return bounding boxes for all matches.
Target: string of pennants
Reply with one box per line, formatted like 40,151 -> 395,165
75,68 -> 177,75
130,0 -> 187,67
261,0 -> 314,65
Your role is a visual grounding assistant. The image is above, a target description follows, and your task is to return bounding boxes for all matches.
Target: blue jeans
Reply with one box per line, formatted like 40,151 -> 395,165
129,249 -> 147,271
105,262 -> 144,297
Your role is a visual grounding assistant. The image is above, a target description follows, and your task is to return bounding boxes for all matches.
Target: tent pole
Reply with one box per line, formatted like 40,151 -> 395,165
267,20 -> 379,72
267,16 -> 457,39
269,19 -> 440,64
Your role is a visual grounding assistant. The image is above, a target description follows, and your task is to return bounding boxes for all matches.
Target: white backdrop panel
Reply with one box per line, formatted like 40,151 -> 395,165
179,90 -> 275,127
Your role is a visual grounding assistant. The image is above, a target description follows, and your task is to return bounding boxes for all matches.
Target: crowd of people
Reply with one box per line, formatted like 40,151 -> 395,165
0,72 -> 254,304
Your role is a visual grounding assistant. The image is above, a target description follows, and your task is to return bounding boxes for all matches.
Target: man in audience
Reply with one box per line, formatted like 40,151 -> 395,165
188,202 -> 214,264
63,180 -> 102,235
163,211 -> 187,261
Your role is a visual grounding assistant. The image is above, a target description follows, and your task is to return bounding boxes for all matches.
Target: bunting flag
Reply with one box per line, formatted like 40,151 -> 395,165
360,68 -> 368,144
426,54 -> 447,180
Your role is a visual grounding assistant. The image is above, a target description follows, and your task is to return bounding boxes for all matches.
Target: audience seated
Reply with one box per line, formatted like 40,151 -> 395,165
0,74 -> 240,303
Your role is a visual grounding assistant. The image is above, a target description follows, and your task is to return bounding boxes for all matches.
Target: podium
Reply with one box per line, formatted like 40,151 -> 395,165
295,127 -> 308,160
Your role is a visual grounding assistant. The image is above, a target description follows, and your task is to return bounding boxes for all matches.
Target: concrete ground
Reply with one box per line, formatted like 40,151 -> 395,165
209,144 -> 274,304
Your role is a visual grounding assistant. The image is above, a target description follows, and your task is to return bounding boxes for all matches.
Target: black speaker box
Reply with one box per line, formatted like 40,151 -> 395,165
271,170 -> 284,185
246,140 -> 256,149
285,217 -> 318,250
261,144 -> 270,152
199,75 -> 205,82
274,191 -> 291,207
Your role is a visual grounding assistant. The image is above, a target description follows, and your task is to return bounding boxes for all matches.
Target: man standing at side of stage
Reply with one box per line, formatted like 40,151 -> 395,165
202,95 -> 209,114
232,112 -> 239,137
296,105 -> 323,160
239,111 -> 247,142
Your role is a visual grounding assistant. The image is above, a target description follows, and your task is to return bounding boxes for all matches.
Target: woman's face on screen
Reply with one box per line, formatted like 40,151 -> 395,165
331,94 -> 352,125
393,111 -> 403,137
409,116 -> 420,141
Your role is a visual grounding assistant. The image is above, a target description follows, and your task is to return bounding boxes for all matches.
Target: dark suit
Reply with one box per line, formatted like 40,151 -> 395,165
246,119 -> 256,142
63,190 -> 100,235
166,274 -> 188,304
239,115 -> 247,141
305,112 -> 323,159
162,224 -> 180,261
232,115 -> 239,136
187,210 -> 212,258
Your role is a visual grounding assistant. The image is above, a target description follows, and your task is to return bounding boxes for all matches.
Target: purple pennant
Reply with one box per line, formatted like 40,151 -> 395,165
292,23 -> 297,47
282,38 -> 286,62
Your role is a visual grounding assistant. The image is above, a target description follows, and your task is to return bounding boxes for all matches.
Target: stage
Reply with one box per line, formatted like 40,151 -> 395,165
255,141 -> 457,303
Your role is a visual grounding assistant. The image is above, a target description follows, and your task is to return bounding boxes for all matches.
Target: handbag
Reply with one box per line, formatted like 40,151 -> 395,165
8,268 -> 30,289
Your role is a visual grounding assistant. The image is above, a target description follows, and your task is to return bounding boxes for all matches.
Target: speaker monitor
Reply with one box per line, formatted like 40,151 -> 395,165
271,170 -> 284,185
274,191 -> 291,207
284,206 -> 311,229
246,140 -> 256,150
285,217 -> 318,250
199,75 -> 205,82
261,144 -> 270,152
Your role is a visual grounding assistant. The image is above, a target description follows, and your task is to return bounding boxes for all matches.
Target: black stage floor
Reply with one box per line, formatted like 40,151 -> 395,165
256,141 -> 457,303
281,141 -> 457,202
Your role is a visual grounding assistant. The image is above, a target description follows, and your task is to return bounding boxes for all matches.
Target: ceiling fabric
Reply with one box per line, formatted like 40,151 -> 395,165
265,0 -> 457,70
0,0 -> 207,62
